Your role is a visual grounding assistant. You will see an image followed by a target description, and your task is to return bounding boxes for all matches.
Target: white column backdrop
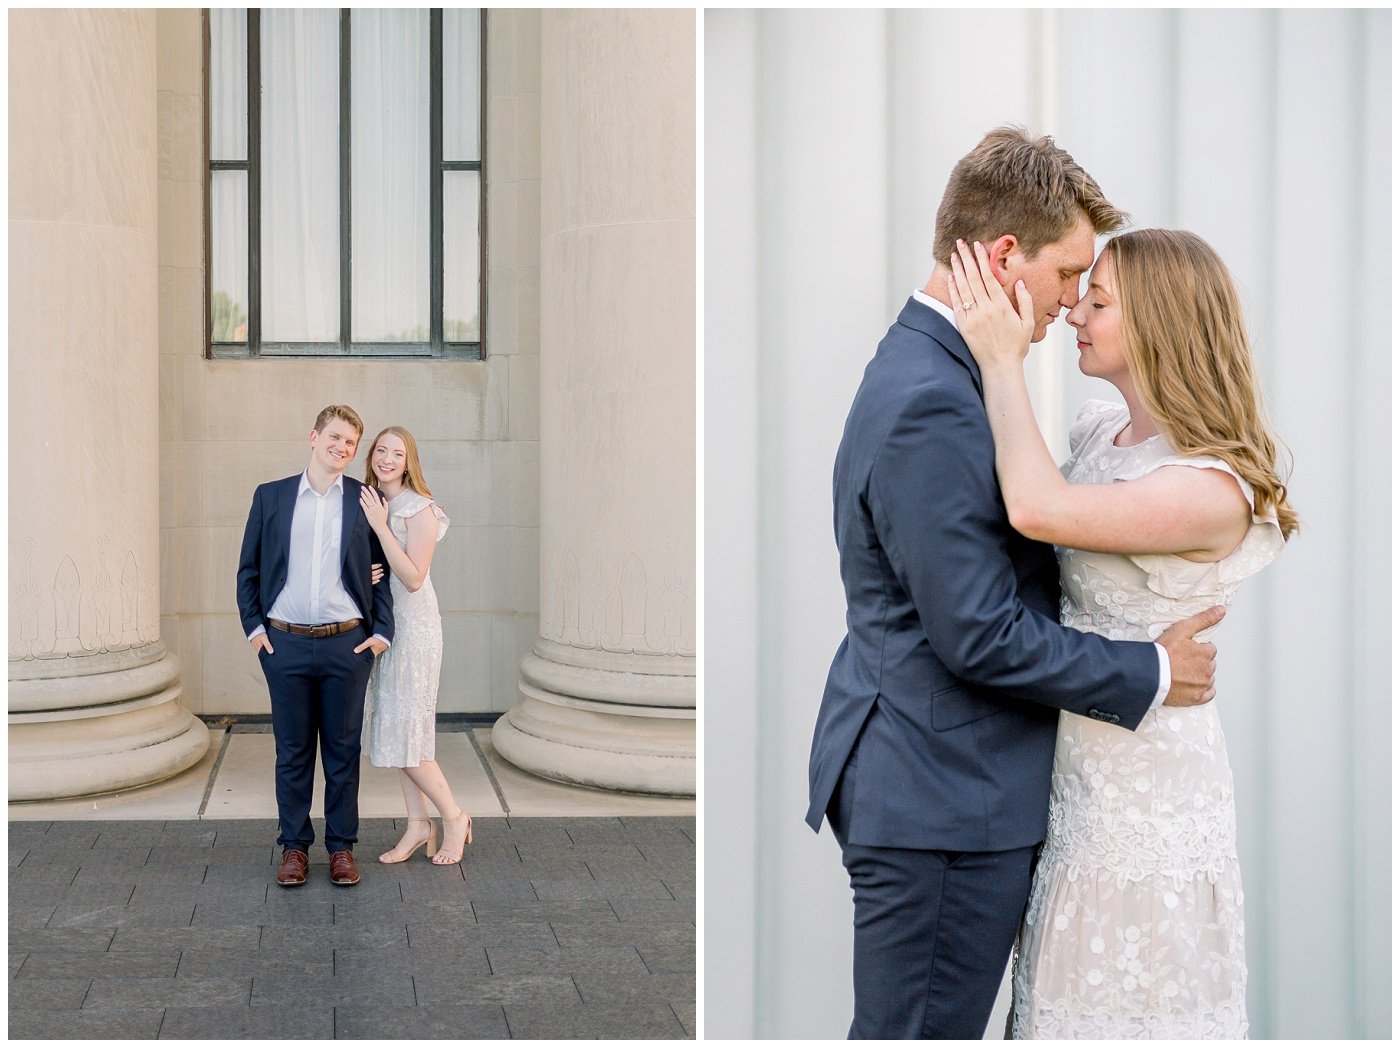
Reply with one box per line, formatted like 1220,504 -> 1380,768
704,8 -> 1390,1040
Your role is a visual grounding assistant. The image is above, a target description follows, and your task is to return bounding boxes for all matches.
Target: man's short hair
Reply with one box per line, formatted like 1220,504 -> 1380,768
932,126 -> 1128,262
312,404 -> 364,438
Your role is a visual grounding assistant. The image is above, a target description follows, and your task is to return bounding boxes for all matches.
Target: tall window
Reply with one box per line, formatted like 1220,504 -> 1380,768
205,9 -> 484,359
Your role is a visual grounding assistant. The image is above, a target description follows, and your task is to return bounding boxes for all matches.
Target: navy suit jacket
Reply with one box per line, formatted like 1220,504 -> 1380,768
806,298 -> 1159,852
236,473 -> 394,644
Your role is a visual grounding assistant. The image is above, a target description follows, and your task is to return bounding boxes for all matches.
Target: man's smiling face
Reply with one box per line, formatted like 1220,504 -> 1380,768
309,419 -> 360,476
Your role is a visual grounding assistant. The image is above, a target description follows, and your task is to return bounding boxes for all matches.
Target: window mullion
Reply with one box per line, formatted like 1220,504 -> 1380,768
477,8 -> 486,358
203,11 -> 212,355
340,9 -> 352,354
248,8 -> 261,355
431,9 -> 444,357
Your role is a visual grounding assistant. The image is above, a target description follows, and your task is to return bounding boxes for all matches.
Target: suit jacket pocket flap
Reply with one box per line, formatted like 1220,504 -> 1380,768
929,682 -> 1007,732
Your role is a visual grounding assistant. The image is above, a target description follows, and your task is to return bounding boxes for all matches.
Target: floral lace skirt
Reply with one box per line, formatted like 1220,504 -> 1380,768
1011,706 -> 1248,1039
362,582 -> 443,768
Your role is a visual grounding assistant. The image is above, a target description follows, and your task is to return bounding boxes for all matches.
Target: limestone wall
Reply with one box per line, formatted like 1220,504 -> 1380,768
157,9 -> 541,715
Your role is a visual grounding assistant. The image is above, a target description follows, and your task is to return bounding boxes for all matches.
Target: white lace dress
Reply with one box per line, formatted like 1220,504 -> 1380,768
362,491 -> 449,768
1011,401 -> 1284,1040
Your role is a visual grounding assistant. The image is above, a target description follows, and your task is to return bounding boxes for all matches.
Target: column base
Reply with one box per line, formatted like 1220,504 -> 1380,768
494,643 -> 695,796
9,648 -> 210,802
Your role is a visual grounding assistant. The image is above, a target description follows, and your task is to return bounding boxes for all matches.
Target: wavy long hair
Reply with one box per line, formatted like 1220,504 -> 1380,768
1105,229 -> 1297,538
363,425 -> 433,499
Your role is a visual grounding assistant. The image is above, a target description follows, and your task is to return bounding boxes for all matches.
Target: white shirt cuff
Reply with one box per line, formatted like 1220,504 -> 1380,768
248,625 -> 267,642
1151,643 -> 1171,708
372,634 -> 391,651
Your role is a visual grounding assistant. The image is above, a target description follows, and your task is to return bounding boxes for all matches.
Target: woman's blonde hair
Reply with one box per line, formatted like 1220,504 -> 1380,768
1105,228 -> 1297,539
364,425 -> 433,498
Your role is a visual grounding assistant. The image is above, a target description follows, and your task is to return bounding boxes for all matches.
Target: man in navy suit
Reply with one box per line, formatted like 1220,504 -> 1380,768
237,404 -> 394,888
806,128 -> 1224,1037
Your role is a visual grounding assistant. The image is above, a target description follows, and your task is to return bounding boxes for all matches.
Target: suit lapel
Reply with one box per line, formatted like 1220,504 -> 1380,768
896,297 -> 983,399
272,476 -> 298,573
340,477 -> 359,574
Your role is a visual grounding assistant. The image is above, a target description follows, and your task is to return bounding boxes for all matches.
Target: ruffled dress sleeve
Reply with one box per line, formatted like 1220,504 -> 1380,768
1063,399 -> 1127,476
392,492 -> 450,542
1118,454 -> 1285,599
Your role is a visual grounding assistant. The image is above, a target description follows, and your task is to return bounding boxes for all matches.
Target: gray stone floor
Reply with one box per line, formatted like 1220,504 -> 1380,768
9,816 -> 696,1039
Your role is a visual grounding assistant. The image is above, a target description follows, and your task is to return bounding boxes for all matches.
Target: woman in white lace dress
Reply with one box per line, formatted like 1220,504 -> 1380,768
359,426 -> 473,866
949,230 -> 1297,1038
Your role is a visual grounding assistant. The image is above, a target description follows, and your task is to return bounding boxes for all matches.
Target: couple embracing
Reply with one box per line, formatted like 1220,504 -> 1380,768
808,128 -> 1295,1039
237,404 -> 472,888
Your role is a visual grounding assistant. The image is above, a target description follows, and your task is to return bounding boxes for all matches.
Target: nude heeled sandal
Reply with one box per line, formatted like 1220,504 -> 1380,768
378,817 -> 439,864
431,810 -> 473,865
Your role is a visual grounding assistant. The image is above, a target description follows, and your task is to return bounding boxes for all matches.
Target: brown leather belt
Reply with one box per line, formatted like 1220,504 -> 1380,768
268,618 -> 362,638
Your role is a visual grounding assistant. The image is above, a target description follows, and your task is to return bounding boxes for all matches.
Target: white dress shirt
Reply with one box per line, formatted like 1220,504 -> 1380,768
248,472 -> 389,648
909,289 -> 1170,708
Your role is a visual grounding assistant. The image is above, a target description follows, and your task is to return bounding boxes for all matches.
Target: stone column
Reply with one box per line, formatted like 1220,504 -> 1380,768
493,10 -> 695,795
9,10 -> 208,801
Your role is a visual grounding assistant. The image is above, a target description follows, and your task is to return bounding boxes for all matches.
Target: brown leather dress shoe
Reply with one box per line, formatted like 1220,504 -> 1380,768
276,849 -> 309,887
329,849 -> 360,886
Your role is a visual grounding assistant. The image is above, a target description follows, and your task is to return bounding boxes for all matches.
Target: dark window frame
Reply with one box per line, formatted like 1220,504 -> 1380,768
202,8 -> 487,360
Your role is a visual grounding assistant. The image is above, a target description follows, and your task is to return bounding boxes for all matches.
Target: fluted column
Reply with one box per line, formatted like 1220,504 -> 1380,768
493,9 -> 695,795
8,10 -> 208,801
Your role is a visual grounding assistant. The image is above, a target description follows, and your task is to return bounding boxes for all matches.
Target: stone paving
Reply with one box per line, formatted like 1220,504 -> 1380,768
8,815 -> 696,1039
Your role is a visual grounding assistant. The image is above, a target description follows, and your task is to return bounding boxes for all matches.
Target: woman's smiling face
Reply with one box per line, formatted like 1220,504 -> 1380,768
372,432 -> 408,485
1066,251 -> 1130,383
